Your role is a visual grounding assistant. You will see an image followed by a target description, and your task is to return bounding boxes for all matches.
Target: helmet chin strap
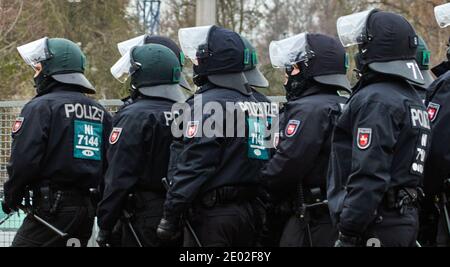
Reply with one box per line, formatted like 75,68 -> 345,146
129,84 -> 140,100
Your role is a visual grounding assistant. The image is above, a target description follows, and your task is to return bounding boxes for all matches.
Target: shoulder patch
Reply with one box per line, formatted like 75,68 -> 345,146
427,102 -> 440,122
357,128 -> 372,150
109,128 -> 123,145
186,121 -> 199,138
285,120 -> 301,137
12,117 -> 24,133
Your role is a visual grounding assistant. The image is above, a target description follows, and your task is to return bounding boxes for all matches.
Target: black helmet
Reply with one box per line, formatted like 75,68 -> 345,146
270,32 -> 351,91
337,9 -> 424,85
179,25 -> 250,95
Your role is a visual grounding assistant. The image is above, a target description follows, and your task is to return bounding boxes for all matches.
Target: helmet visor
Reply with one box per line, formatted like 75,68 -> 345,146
117,35 -> 146,56
178,25 -> 213,65
435,3 -> 450,28
17,37 -> 51,69
337,9 -> 374,47
269,32 -> 308,68
111,50 -> 133,83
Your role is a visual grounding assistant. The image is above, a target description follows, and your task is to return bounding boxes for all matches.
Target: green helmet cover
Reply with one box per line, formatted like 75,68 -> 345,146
416,36 -> 431,70
41,38 -> 95,93
131,44 -> 182,89
42,38 -> 86,75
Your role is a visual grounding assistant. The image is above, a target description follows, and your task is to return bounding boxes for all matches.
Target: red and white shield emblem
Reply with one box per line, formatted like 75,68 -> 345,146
357,128 -> 372,150
12,117 -> 24,133
427,102 -> 440,122
109,128 -> 123,145
285,120 -> 301,137
186,121 -> 199,138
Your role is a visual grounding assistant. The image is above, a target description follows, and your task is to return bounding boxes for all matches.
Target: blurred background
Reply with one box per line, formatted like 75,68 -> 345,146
0,0 -> 449,100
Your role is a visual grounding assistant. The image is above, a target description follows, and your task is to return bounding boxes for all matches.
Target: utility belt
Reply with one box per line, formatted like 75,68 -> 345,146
382,187 -> 420,214
294,186 -> 329,218
32,185 -> 91,214
198,186 -> 258,209
301,187 -> 327,206
430,179 -> 450,208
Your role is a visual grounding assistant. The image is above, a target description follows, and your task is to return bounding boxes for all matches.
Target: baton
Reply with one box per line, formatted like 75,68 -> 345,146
441,193 -> 450,238
122,209 -> 143,247
305,200 -> 329,209
298,182 -> 313,247
18,205 -> 68,238
162,178 -> 203,247
0,212 -> 15,227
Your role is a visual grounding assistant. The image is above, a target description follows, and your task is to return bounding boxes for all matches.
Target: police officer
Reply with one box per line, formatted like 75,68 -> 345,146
422,3 -> 450,247
1,37 -> 112,247
328,10 -> 430,247
411,36 -> 436,246
96,43 -> 187,247
261,33 -> 350,247
156,26 -> 275,247
240,35 -> 283,247
100,36 -> 192,248
411,36 -> 434,101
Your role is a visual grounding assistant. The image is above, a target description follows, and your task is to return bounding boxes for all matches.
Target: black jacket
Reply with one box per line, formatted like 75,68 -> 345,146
261,85 -> 347,199
4,86 -> 112,208
327,74 -> 431,236
97,96 -> 178,230
424,71 -> 450,195
163,84 -> 278,220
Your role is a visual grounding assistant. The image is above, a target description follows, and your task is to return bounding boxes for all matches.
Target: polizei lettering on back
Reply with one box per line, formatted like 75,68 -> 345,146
410,106 -> 430,130
65,104 -> 105,123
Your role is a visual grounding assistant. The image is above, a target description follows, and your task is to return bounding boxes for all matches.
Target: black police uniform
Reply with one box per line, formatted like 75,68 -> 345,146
328,74 -> 431,247
423,70 -> 450,247
164,83 -> 273,247
97,96 -> 180,247
262,85 -> 346,247
4,83 -> 112,247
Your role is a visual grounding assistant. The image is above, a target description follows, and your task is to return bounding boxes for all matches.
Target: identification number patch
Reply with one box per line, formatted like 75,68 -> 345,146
410,131 -> 429,176
74,120 -> 102,161
247,117 -> 270,160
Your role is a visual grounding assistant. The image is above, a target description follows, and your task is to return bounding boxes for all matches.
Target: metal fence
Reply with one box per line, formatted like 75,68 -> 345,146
0,96 -> 285,247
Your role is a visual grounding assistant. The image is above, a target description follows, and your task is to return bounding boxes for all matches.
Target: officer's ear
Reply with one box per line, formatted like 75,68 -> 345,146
33,63 -> 43,78
291,64 -> 301,76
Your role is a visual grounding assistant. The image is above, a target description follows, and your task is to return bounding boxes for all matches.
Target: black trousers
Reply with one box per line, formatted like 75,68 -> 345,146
120,196 -> 180,247
363,206 -> 419,247
279,207 -> 338,247
11,205 -> 95,247
184,201 -> 260,247
260,204 -> 290,247
436,214 -> 450,247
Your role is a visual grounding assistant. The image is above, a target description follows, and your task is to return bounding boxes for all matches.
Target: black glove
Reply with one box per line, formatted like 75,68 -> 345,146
96,229 -> 112,247
334,232 -> 361,247
156,217 -> 180,241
